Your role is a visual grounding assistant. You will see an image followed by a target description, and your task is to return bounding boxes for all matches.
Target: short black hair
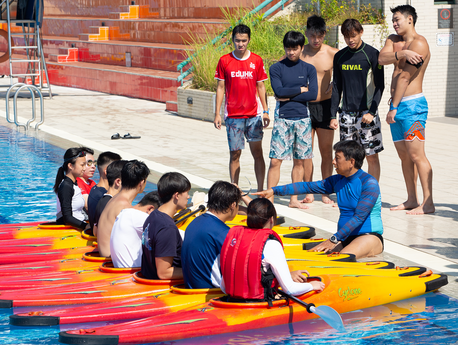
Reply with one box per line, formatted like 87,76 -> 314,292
306,15 -> 326,35
207,181 -> 241,214
341,19 -> 363,37
157,172 -> 191,204
120,160 -> 150,190
232,24 -> 251,41
333,140 -> 365,169
247,198 -> 277,229
106,160 -> 128,187
283,31 -> 305,48
97,152 -> 122,168
391,5 -> 417,26
80,147 -> 94,155
138,191 -> 161,210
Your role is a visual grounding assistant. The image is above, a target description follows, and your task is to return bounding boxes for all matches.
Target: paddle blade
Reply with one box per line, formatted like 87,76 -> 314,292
311,305 -> 346,332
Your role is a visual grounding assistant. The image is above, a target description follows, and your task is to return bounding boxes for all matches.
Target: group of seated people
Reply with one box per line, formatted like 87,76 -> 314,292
54,140 -> 382,300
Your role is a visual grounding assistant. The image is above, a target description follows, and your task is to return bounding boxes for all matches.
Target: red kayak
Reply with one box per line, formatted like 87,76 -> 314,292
0,252 -> 110,277
0,272 -> 182,308
0,246 -> 97,265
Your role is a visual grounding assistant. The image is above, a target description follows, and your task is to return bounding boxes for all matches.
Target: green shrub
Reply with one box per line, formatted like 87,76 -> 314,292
185,3 -> 384,95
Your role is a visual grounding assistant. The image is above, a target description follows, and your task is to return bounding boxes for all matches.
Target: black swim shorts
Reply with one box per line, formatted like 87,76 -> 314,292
308,98 -> 333,130
341,232 -> 384,250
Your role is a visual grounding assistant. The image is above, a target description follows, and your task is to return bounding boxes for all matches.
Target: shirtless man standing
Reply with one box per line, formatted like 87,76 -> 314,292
378,5 -> 434,215
301,15 -> 338,205
96,160 -> 150,257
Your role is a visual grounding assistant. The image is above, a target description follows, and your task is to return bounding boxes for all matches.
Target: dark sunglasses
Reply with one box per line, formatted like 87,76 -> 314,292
64,150 -> 86,163
86,160 -> 97,167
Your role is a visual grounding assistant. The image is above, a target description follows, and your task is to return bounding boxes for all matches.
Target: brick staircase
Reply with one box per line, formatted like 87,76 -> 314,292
0,0 -> 285,111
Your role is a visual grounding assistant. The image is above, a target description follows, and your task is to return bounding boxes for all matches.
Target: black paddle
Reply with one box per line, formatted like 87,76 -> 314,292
276,289 -> 345,332
173,208 -> 192,221
174,204 -> 206,226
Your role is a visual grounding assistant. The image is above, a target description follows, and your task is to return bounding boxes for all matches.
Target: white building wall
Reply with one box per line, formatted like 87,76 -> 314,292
335,0 -> 457,117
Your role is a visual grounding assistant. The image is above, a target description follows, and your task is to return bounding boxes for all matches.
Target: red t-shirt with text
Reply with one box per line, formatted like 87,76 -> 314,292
215,51 -> 268,118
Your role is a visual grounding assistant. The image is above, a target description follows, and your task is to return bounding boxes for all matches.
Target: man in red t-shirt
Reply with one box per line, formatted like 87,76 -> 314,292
214,24 -> 270,192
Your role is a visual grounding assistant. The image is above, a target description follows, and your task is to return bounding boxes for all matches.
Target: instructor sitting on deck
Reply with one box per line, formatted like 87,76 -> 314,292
253,140 -> 383,260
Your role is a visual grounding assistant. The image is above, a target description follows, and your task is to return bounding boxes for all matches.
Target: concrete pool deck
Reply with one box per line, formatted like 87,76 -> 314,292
1,81 -> 457,297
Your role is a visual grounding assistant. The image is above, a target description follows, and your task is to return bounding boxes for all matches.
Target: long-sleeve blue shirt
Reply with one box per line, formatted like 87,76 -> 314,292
269,58 -> 318,119
272,169 -> 382,241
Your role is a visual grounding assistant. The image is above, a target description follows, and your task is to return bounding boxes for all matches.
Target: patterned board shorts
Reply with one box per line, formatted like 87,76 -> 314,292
225,116 -> 263,152
390,94 -> 428,142
269,116 -> 313,160
339,110 -> 384,156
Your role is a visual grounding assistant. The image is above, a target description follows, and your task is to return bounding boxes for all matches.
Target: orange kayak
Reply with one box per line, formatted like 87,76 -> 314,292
9,264 -> 429,326
58,272 -> 448,344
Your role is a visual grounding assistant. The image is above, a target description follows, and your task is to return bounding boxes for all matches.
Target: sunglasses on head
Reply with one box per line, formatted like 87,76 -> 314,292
64,150 -> 86,163
86,160 -> 97,167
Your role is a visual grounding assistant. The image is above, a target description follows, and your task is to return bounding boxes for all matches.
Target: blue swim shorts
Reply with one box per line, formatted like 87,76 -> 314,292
269,116 -> 313,160
390,94 -> 428,142
225,116 -> 263,152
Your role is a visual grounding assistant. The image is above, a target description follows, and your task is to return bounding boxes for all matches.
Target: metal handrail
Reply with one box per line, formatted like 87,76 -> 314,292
177,0 -> 289,85
6,83 -> 44,130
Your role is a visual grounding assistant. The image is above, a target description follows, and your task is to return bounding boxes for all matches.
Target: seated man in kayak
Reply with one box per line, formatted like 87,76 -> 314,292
93,160 -> 127,235
87,151 -> 122,229
181,181 -> 241,289
96,160 -> 150,257
220,198 -> 324,301
110,191 -> 161,268
141,172 -> 191,280
253,140 -> 383,259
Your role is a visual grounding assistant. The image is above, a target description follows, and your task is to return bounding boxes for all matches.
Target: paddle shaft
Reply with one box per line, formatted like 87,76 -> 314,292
277,289 -> 315,313
174,204 -> 206,225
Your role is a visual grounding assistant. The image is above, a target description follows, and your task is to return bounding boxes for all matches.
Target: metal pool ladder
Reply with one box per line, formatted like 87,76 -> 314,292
5,82 -> 44,130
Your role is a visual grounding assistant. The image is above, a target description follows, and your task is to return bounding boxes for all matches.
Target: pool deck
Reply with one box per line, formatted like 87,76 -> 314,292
1,81 -> 457,298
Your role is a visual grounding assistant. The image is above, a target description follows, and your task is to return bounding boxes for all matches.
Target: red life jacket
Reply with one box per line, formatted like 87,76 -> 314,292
220,225 -> 284,301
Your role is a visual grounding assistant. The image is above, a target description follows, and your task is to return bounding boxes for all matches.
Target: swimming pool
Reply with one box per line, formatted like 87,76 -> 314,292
0,125 -> 457,344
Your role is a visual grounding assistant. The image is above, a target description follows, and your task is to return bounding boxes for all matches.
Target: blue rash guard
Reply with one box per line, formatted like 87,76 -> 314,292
272,169 -> 382,241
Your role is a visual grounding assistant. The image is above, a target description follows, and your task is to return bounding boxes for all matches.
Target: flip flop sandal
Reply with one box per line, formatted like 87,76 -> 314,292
123,133 -> 141,139
111,133 -> 121,140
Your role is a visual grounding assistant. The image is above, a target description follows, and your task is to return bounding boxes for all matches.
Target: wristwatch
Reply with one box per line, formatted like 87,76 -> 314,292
329,235 -> 338,244
263,110 -> 269,115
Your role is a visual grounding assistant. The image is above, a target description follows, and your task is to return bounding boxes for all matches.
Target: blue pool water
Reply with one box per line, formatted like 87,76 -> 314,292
0,125 -> 457,345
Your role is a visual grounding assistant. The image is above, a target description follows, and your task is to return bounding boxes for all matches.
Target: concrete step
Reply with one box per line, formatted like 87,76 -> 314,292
43,0 -> 272,18
0,55 -> 190,103
3,36 -> 189,72
166,101 -> 178,112
78,27 -> 109,41
49,48 -> 79,63
42,17 -> 226,44
109,5 -> 159,19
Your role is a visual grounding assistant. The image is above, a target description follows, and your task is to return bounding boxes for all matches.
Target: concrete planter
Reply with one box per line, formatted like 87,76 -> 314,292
177,83 -> 276,127
177,83 -> 224,124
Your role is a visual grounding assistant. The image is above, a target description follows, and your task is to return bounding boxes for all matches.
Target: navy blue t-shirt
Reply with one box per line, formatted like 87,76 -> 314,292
269,58 -> 318,119
141,209 -> 182,280
87,185 -> 107,228
181,213 -> 230,289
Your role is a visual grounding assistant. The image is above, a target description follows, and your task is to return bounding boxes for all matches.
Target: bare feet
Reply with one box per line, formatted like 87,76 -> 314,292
390,201 -> 419,211
301,194 -> 314,204
406,204 -> 435,215
289,199 -> 310,209
321,194 -> 334,205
